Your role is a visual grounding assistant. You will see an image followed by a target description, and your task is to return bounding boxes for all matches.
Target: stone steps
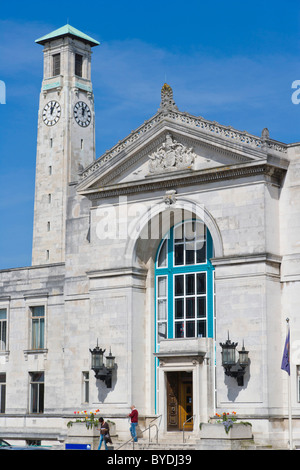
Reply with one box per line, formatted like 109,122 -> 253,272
112,436 -> 274,451
113,433 -> 197,451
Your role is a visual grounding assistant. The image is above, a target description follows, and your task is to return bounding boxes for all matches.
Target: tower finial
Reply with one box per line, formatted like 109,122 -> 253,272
159,83 -> 178,112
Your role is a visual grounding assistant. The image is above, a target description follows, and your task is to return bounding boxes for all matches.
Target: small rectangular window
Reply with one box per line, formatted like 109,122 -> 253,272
82,372 -> 89,403
29,372 -> 44,413
30,306 -> 45,350
52,54 -> 60,76
0,373 -> 6,413
75,54 -> 83,77
0,309 -> 7,351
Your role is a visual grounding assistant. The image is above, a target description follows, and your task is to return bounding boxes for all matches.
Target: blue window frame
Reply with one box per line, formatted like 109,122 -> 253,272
155,220 -> 214,350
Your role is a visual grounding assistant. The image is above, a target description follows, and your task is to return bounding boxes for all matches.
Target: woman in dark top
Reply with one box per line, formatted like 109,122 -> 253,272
97,417 -> 112,450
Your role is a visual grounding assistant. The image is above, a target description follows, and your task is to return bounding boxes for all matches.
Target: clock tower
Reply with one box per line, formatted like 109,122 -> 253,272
32,25 -> 99,265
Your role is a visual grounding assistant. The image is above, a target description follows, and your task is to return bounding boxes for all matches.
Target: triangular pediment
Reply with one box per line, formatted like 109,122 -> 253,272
77,85 -> 288,197
84,129 -> 258,190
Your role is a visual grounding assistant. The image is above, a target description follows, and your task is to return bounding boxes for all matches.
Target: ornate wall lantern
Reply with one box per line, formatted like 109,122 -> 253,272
90,341 -> 116,388
220,333 -> 249,386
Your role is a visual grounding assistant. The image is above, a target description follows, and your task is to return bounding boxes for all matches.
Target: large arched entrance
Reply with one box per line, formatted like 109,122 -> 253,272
129,199 -> 221,432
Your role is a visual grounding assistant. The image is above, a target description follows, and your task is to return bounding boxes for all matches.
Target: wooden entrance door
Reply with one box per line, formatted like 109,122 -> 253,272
166,372 -> 193,431
179,378 -> 193,430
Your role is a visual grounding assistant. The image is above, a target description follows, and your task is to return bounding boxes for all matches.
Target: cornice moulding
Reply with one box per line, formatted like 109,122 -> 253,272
78,160 -> 287,199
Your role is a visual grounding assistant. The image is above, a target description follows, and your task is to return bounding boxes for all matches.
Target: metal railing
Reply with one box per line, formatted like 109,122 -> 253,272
116,415 -> 162,450
182,415 -> 195,443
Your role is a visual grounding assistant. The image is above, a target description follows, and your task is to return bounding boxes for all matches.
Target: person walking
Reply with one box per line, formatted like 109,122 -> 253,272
127,405 -> 138,442
97,417 -> 112,450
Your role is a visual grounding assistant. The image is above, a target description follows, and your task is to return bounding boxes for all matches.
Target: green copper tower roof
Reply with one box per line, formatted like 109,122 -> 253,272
35,24 -> 100,46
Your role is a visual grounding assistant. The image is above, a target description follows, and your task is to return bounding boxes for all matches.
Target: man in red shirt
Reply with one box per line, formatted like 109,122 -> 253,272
127,405 -> 138,442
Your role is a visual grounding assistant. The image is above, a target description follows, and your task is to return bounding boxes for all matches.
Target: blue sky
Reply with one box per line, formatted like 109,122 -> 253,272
0,0 -> 300,269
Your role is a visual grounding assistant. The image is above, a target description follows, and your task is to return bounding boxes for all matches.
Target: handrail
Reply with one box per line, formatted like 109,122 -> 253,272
116,415 -> 162,450
182,415 -> 195,443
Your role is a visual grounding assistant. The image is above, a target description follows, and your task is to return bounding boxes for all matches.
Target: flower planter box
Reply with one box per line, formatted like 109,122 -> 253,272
67,422 -> 99,438
200,423 -> 252,440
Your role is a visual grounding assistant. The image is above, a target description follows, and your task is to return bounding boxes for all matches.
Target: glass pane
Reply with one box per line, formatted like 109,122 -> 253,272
31,372 -> 44,383
158,239 -> 167,267
31,306 -> 44,317
197,273 -> 206,294
0,384 -> 5,413
174,244 -> 184,265
186,274 -> 195,295
185,242 -> 195,264
32,320 -> 39,349
0,310 -> 6,320
32,319 -> 44,349
39,319 -> 45,348
39,384 -> 44,413
0,322 -> 6,350
158,299 -> 167,320
175,322 -> 184,338
197,321 -> 206,337
186,298 -> 195,318
196,241 -> 206,263
31,384 -> 38,413
175,299 -> 184,319
197,297 -> 206,318
175,275 -> 184,296
157,322 -> 167,343
186,321 -> 195,337
158,277 -> 167,297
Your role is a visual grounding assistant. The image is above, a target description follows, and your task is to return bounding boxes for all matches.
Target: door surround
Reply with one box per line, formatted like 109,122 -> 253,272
154,337 -> 214,434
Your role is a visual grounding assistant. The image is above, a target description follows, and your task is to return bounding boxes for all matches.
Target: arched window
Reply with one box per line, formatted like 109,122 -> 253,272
155,220 -> 214,348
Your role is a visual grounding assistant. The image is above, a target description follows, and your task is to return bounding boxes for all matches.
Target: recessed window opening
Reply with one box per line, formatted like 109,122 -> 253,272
75,53 -> 83,77
52,53 -> 60,76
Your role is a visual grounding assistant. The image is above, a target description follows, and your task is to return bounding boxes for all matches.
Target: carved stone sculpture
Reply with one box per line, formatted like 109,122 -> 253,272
148,133 -> 196,174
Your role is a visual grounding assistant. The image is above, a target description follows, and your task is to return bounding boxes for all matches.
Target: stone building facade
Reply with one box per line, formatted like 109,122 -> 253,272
0,24 -> 299,448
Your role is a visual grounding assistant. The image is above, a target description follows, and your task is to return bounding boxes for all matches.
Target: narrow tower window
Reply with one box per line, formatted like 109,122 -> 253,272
52,54 -> 61,76
75,54 -> 83,77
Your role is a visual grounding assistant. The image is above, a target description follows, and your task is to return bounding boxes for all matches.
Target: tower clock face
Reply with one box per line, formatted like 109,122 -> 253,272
74,101 -> 91,127
43,100 -> 61,126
